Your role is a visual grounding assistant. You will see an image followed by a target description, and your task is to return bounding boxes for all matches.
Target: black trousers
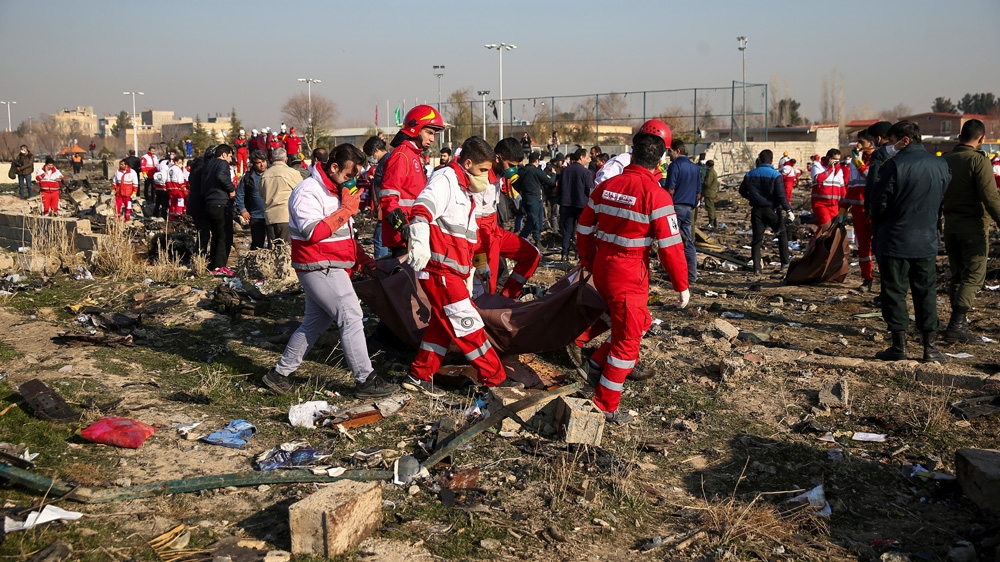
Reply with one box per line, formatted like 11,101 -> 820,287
144,175 -> 155,200
560,205 -> 583,256
878,255 -> 939,333
249,218 -> 267,250
750,207 -> 789,271
266,222 -> 290,246
153,189 -> 169,218
206,203 -> 234,270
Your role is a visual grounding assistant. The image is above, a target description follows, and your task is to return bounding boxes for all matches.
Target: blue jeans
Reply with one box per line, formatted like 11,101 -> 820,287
674,204 -> 697,283
18,175 -> 32,199
373,220 -> 388,259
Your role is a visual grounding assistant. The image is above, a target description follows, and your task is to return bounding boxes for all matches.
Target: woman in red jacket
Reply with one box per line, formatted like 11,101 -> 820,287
36,157 -> 66,216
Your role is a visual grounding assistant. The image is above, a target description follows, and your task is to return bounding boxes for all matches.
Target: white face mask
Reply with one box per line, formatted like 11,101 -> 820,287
467,173 -> 489,193
884,144 -> 898,157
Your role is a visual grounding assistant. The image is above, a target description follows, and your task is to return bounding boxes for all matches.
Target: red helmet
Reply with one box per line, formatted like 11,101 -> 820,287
638,119 -> 672,147
400,105 -> 445,136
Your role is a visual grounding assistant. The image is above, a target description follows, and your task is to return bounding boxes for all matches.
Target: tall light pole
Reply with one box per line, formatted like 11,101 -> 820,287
123,91 -> 143,156
297,78 -> 321,147
477,90 -> 490,139
0,101 -> 15,132
433,65 -> 445,149
484,43 -> 515,139
737,36 -> 747,141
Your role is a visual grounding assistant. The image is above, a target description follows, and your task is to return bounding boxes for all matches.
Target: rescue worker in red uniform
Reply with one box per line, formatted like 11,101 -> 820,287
780,158 -> 799,207
166,154 -> 189,220
284,127 -> 302,160
812,148 -> 849,229
576,131 -> 690,423
470,138 -> 541,299
268,131 -> 284,163
36,157 -> 66,216
379,105 -> 445,257
113,158 -> 139,221
234,130 -> 249,174
249,129 -> 266,154
841,131 -> 876,292
403,136 -> 513,396
567,120 -> 675,374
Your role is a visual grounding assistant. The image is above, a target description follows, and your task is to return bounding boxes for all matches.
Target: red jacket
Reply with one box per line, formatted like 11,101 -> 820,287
410,161 -> 478,277
36,166 -> 65,191
841,153 -> 870,209
813,163 -> 848,205
379,139 -> 427,247
284,135 -> 301,156
234,137 -> 248,152
577,164 -> 689,293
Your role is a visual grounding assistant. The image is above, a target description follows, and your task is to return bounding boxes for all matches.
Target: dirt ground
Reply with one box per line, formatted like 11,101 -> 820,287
0,172 -> 998,561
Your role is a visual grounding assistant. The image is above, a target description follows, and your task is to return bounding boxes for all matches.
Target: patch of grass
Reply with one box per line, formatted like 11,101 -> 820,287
0,340 -> 24,363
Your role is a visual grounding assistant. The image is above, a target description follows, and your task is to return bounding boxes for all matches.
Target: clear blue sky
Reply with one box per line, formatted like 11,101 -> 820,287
1,0 -> 998,131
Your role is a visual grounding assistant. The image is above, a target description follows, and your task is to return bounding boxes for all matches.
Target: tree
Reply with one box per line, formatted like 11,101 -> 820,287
190,115 -> 211,155
957,92 -> 998,115
443,88 -> 475,142
228,107 -> 243,142
281,93 -> 339,153
110,110 -> 132,138
769,98 -> 803,126
880,103 -> 912,122
931,97 -> 957,114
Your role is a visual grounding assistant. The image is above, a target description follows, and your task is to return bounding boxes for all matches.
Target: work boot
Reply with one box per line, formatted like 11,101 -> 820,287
355,374 -> 400,398
874,330 -> 907,361
262,368 -> 297,394
859,279 -> 873,293
604,410 -> 635,424
577,359 -> 602,388
565,343 -> 584,368
940,308 -> 981,344
922,332 -> 947,363
627,359 -> 655,381
402,374 -> 445,397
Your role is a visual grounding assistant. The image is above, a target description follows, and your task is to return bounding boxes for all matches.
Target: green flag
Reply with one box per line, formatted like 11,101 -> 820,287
394,106 -> 403,127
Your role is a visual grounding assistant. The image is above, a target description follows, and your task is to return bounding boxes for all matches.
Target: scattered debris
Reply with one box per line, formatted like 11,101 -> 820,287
201,420 -> 257,449
288,401 -> 333,428
818,380 -> 849,408
18,379 -> 81,422
165,391 -> 212,405
556,396 -> 607,446
4,505 -> 83,533
851,432 -> 887,443
788,484 -> 832,517
55,332 -> 135,348
81,417 -> 157,449
255,440 -> 332,471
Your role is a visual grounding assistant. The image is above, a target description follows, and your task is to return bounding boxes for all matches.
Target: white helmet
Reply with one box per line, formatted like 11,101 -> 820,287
239,129 -> 245,135
251,128 -> 258,135
280,123 -> 287,132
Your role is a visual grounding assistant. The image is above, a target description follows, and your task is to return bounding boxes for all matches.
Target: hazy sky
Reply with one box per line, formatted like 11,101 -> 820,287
1,0 -> 998,132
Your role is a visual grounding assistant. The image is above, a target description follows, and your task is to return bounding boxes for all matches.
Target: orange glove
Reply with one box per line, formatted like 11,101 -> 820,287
321,187 -> 362,234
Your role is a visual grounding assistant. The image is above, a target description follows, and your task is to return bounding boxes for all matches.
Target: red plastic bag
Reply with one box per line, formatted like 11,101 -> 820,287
81,416 -> 157,449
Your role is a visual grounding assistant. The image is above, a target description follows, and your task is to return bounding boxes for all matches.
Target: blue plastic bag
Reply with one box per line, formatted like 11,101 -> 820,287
201,420 -> 256,449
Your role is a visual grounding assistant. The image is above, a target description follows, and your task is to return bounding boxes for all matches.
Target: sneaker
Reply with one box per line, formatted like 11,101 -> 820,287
565,343 -> 584,368
576,359 -> 601,388
355,374 -> 400,398
402,374 -> 446,397
627,359 -> 655,381
604,410 -> 635,424
211,268 -> 229,277
262,368 -> 296,394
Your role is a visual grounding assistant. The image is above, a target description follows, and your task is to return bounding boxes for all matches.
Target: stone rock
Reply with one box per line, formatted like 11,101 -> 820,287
709,318 -> 739,341
263,551 -> 291,562
880,553 -> 911,562
946,541 -> 976,562
0,252 -> 14,272
555,396 -> 606,446
718,357 -> 747,380
818,380 -> 849,408
955,448 -> 1000,512
480,539 -> 501,551
288,480 -> 382,557
67,189 -> 89,206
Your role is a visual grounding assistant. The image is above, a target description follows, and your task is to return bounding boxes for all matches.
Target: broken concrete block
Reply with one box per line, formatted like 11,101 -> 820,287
18,255 -> 61,275
487,386 -> 559,432
288,480 -> 381,557
955,448 -> 1000,513
818,380 -> 849,408
0,252 -> 14,272
718,357 -> 747,380
555,396 -> 606,446
68,189 -> 89,206
709,318 -> 739,341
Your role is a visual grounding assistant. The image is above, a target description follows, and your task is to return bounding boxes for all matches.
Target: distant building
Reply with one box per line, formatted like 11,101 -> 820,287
901,112 -> 999,139
702,124 -> 840,176
141,110 -> 193,130
50,106 -> 98,135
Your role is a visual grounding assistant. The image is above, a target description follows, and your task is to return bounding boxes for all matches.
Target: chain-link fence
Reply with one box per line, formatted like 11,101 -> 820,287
437,82 -> 768,161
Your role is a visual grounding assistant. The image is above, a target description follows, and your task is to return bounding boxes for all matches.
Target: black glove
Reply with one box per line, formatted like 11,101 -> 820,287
386,208 -> 410,242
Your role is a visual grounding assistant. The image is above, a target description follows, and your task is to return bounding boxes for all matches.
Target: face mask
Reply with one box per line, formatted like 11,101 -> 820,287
503,166 -> 519,183
884,144 -> 898,157
21,149 -> 26,154
467,173 -> 489,193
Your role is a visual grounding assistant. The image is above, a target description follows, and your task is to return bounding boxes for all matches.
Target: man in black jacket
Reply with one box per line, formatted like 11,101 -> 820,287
201,144 -> 237,273
559,148 -> 594,260
868,121 -> 950,362
517,152 -> 555,245
738,150 -> 793,274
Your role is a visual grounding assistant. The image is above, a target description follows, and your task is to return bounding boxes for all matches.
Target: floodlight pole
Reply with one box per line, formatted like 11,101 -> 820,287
477,90 -> 490,139
123,91 -> 144,156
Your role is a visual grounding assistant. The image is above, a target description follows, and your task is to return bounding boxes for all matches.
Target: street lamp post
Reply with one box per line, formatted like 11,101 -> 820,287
433,65 -> 445,149
477,90 -> 490,139
484,43 -> 515,139
737,36 -> 747,142
297,78 -> 321,148
0,101 -> 15,132
123,91 -> 144,156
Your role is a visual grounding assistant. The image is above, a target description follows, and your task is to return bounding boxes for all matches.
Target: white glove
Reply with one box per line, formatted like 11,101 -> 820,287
407,222 -> 431,272
785,210 -> 795,222
676,288 -> 690,309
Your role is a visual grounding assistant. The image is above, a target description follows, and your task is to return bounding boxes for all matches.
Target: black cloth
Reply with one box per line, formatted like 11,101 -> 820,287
868,143 -> 950,259
750,207 -> 789,272
202,157 -> 237,206
186,159 -> 207,221
516,163 -> 555,200
558,162 -> 594,208
266,222 -> 290,245
249,217 -> 266,250
124,155 -> 141,177
560,206 -> 583,255
153,190 -> 169,218
880,255 -> 939,333
206,203 -> 234,270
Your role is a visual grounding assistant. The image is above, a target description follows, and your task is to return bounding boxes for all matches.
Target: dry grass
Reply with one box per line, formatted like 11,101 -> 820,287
22,213 -> 82,271
149,239 -> 188,283
91,219 -> 144,280
190,252 -> 208,277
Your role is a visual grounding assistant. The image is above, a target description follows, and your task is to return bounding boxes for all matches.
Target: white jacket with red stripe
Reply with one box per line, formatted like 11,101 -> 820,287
140,153 -> 158,175
36,167 -> 64,191
410,161 -> 479,277
288,166 -> 363,272
812,163 -> 848,204
167,164 -> 187,191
